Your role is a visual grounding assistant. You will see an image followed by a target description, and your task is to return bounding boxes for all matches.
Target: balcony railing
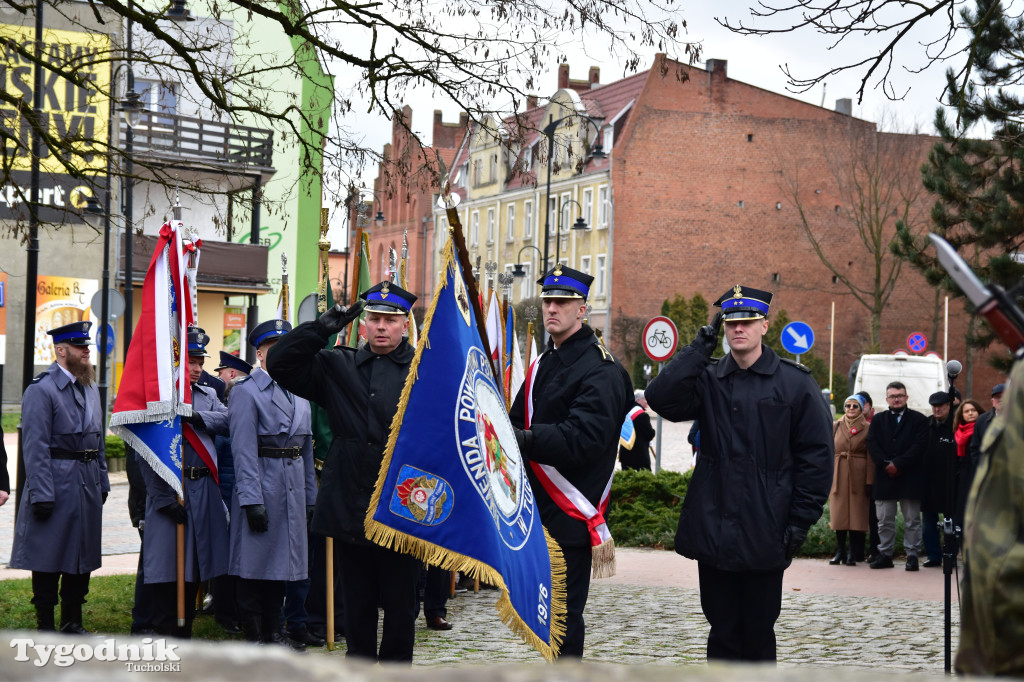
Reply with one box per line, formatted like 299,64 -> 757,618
124,110 -> 274,170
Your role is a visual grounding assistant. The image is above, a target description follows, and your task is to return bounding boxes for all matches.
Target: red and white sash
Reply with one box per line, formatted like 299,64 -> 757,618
182,422 -> 219,485
524,351 -> 616,578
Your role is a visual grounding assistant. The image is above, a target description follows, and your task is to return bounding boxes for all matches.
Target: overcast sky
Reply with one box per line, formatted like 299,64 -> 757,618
323,0 -> 969,244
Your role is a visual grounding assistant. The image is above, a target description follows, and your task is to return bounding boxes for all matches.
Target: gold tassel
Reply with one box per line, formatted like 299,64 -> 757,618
591,537 -> 616,579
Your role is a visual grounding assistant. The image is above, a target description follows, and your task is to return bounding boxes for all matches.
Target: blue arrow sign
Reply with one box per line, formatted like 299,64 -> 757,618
781,321 -> 815,355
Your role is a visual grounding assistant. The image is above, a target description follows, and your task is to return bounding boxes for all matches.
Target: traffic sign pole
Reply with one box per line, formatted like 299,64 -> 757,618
654,361 -> 663,473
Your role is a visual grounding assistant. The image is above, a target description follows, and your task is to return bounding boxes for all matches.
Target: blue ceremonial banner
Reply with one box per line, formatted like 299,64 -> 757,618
365,237 -> 566,660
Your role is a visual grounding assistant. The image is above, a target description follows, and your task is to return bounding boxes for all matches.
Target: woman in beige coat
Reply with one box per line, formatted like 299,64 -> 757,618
829,394 -> 874,565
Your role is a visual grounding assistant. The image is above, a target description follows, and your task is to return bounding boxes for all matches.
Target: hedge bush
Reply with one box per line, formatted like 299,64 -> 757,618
105,435 -> 125,458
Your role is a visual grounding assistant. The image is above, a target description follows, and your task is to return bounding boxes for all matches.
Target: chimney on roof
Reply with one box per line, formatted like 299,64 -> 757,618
835,98 -> 853,116
706,59 -> 727,78
589,66 -> 600,86
434,110 -> 443,124
526,94 -> 538,110
459,112 -> 469,128
558,63 -> 570,90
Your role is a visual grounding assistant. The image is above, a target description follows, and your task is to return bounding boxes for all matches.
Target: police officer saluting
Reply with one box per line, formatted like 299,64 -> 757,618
10,321 -> 110,633
228,319 -> 316,647
509,265 -> 633,659
138,327 -> 230,637
645,286 -> 833,662
266,281 -> 422,663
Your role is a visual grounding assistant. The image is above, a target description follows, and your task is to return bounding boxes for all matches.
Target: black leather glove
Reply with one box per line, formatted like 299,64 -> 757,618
693,311 -> 723,359
244,504 -> 269,533
159,503 -> 187,525
182,411 -> 206,430
783,525 -> 808,561
306,505 -> 315,529
32,501 -> 54,521
318,301 -> 365,335
513,428 -> 533,456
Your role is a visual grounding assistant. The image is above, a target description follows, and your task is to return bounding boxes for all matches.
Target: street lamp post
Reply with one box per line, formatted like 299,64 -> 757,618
512,245 -> 544,280
540,114 -> 606,276
553,198 -> 588,266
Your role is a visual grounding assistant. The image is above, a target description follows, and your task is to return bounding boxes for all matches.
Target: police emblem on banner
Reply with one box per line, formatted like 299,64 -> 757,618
389,464 -> 453,526
457,346 -> 534,549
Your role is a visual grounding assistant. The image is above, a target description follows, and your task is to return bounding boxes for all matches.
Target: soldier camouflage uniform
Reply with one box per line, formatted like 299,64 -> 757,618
957,359 -> 1024,676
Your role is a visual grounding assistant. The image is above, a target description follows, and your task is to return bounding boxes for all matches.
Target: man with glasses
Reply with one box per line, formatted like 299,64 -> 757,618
866,381 -> 928,570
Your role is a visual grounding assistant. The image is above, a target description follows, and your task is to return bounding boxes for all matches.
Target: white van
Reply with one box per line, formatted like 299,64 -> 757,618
852,354 -> 948,414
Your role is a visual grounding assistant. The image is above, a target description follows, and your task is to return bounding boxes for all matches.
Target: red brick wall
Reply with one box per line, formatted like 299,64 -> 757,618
610,61 -> 1004,398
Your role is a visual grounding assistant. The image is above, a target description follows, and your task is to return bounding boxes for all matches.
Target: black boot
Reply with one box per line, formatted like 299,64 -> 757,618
847,532 -> 864,566
59,602 -> 89,635
36,606 -> 56,632
242,615 -> 263,643
829,531 -> 847,565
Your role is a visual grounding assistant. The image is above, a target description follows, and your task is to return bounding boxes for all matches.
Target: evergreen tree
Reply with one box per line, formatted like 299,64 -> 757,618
893,0 -> 1024,371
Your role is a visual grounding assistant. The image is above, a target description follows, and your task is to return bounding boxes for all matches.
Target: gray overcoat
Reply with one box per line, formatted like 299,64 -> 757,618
140,384 -> 230,583
227,367 -> 315,581
10,363 -> 109,573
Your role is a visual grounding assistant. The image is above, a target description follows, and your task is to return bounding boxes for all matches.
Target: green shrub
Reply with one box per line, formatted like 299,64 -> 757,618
105,435 -> 126,458
607,469 -> 691,550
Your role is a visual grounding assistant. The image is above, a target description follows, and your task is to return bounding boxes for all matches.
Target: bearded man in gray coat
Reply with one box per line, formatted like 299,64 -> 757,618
229,319 -> 316,646
10,321 -> 109,633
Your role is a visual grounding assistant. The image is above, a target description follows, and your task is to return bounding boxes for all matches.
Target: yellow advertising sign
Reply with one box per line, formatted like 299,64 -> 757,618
1,25 -> 111,218
33,275 -> 98,365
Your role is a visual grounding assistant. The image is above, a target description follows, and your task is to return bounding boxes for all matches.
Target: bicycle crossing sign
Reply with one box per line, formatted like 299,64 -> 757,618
643,316 -> 678,362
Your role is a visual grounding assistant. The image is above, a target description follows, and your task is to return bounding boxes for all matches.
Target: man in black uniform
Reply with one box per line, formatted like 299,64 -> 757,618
509,265 -> 632,659
645,285 -> 833,662
266,281 -> 421,663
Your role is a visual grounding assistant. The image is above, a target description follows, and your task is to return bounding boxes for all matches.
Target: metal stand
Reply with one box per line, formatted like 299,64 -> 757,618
942,369 -> 960,674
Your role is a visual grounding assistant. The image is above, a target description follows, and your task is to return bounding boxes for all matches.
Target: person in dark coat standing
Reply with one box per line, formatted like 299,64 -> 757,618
9,321 -> 110,633
866,381 -> 928,571
619,390 -> 656,471
921,391 -> 956,567
1,422 -> 10,507
138,328 -> 230,637
508,265 -> 633,659
266,282 -> 421,663
228,319 -> 317,646
645,285 -> 833,663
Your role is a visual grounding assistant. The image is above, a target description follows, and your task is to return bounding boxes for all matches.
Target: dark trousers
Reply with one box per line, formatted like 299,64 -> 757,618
152,581 -> 200,637
213,573 -> 239,625
337,540 -> 419,663
559,545 -> 593,660
131,529 -> 159,633
922,511 -> 942,563
31,571 -> 90,608
417,564 -> 450,620
697,563 -> 784,662
237,578 -> 286,632
867,501 -> 880,560
306,533 -> 345,634
282,578 -> 311,634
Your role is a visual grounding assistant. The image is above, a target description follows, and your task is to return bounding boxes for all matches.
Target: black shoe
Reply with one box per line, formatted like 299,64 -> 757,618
869,555 -> 894,569
923,559 -> 942,568
309,626 -> 343,643
36,607 -> 56,632
905,556 -> 919,571
60,622 -> 90,635
216,619 -> 242,636
829,550 -> 844,566
867,552 -> 880,564
289,628 -> 326,647
844,556 -> 857,566
268,631 -> 306,652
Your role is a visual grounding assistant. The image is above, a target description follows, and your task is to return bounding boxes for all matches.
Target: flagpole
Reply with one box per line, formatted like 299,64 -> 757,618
437,182 -> 498,380
175,198 -> 189,630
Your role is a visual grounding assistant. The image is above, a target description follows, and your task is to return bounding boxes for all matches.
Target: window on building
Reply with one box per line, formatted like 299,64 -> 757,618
560,193 -> 571,233
136,78 -> 177,127
547,196 -> 557,235
596,255 -> 607,295
506,205 -> 515,242
597,185 -> 609,228
473,159 -> 482,186
523,200 -> 533,239
471,211 -> 479,246
487,208 -> 495,244
437,216 -> 448,250
582,188 -> 593,227
580,255 -> 591,275
489,153 -> 498,183
518,262 -> 532,299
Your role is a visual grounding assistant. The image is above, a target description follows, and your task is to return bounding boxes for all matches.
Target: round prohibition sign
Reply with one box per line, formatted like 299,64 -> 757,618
643,316 -> 678,362
907,332 -> 928,354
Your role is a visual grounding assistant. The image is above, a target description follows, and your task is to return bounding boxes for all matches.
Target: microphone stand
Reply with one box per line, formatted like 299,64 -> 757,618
942,363 -> 960,675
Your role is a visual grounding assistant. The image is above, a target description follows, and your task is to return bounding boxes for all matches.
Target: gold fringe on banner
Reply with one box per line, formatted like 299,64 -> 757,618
364,237 -> 566,661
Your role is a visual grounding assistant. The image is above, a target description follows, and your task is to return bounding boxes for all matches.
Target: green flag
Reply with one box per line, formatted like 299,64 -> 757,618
346,233 -> 372,348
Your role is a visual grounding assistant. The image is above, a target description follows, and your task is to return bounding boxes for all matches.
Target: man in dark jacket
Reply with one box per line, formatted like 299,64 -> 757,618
509,265 -> 632,660
645,285 -> 833,663
921,391 -> 956,567
866,381 -> 928,570
267,281 -> 420,663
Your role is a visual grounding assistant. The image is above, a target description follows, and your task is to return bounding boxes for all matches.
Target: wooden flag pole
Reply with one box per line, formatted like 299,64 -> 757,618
317,207 -> 337,652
